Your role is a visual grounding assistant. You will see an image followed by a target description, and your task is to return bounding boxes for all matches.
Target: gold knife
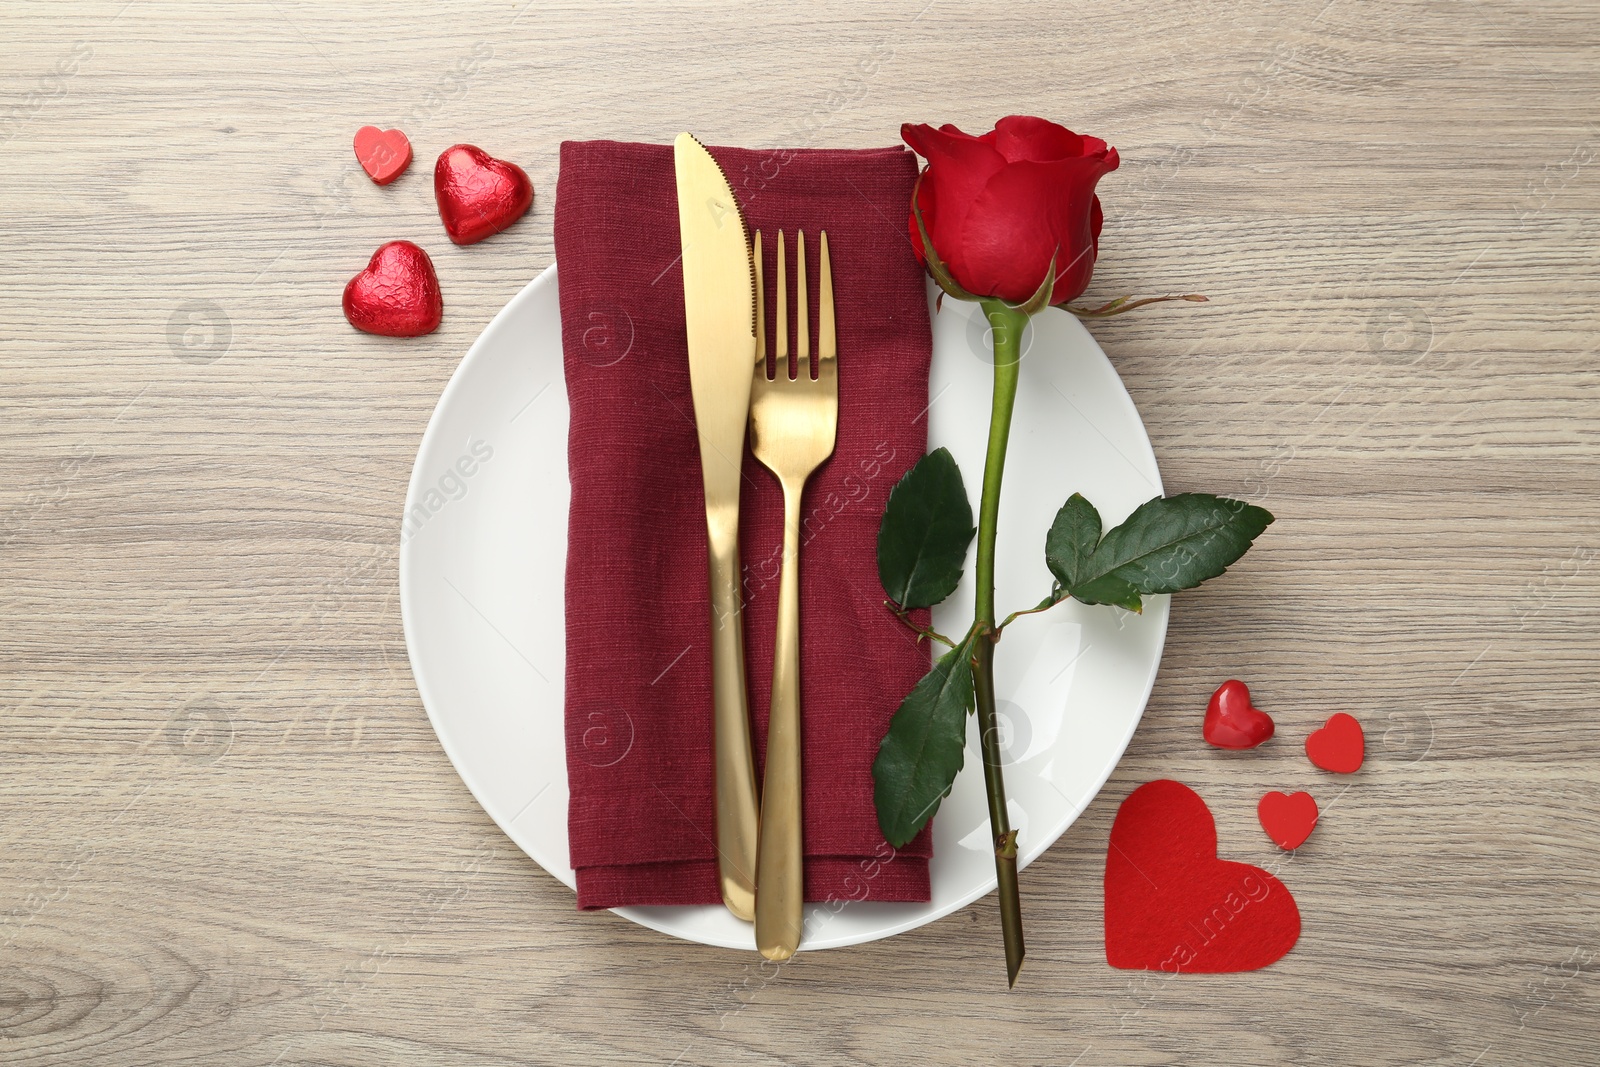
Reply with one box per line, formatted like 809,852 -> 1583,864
673,132 -> 760,922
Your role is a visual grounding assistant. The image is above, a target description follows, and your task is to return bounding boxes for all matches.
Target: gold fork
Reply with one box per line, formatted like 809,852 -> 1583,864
749,230 -> 838,961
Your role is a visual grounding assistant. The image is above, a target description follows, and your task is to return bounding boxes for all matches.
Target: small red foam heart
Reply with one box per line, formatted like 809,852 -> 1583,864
354,126 -> 412,185
342,240 -> 442,337
1203,679 -> 1274,749
1306,712 -> 1364,773
1257,791 -> 1318,850
434,144 -> 534,245
1106,780 -> 1300,972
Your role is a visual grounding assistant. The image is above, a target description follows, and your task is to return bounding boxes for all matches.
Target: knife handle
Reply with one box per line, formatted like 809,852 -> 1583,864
707,520 -> 759,922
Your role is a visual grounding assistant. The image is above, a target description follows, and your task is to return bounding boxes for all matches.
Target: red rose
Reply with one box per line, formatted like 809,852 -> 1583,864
902,116 -> 1119,306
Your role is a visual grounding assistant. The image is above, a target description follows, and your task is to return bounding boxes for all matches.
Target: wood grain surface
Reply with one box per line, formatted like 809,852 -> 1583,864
3,1 -> 1597,1064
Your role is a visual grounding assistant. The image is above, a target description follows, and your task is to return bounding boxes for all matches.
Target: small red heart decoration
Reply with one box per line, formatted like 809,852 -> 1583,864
1106,780 -> 1300,972
1257,791 -> 1319,850
1203,679 -> 1274,749
342,241 -> 443,337
353,126 -> 413,185
434,144 -> 534,245
1306,712 -> 1365,773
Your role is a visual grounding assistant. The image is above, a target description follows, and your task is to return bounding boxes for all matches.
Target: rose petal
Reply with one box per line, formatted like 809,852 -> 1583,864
901,122 -> 1006,277
909,122 -> 984,145
992,115 -> 1086,163
923,122 -> 997,149
953,156 -> 1114,304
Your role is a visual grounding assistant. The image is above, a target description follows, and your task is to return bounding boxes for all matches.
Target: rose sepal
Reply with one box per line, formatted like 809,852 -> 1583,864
1061,292 -> 1209,317
911,170 -> 979,303
1012,252 -> 1058,318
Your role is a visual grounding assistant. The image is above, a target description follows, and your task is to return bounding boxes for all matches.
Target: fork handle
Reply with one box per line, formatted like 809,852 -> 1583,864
707,522 -> 760,922
756,479 -> 805,960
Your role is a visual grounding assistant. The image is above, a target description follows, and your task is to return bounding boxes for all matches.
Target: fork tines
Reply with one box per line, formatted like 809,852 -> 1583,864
754,230 -> 835,383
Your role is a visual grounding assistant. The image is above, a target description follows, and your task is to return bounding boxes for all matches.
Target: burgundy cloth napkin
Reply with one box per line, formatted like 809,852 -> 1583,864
556,139 -> 935,910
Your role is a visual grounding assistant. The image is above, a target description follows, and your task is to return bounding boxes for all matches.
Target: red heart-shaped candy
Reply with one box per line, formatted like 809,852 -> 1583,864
1203,679 -> 1274,749
342,241 -> 442,337
354,126 -> 412,185
434,144 -> 534,245
1257,790 -> 1319,850
1105,780 -> 1301,972
1306,712 -> 1364,773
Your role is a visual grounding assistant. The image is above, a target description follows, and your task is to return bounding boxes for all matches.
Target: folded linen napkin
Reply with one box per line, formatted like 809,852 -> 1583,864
555,138 -> 935,909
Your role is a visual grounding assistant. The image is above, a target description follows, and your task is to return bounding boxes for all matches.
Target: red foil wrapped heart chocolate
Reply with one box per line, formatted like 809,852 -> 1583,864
342,240 -> 443,337
434,144 -> 534,245
1306,712 -> 1365,773
1202,679 -> 1275,749
1257,790 -> 1319,850
353,126 -> 412,185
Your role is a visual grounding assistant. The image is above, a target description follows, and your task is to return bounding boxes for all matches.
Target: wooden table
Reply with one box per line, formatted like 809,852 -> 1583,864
3,2 -> 1596,1063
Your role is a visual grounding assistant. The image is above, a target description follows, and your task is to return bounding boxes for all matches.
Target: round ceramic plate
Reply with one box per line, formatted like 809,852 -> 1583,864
399,265 -> 1167,951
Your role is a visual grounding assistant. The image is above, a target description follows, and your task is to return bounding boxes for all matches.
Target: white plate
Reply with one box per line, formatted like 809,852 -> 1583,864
400,264 -> 1167,951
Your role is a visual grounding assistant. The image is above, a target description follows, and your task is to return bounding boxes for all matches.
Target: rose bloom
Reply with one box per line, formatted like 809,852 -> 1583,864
902,116 -> 1119,306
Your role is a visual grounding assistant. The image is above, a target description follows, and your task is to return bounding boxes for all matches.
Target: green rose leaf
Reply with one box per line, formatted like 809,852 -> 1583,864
877,447 -> 976,609
872,635 -> 977,847
1044,492 -> 1102,589
1065,572 -> 1146,612
1067,493 -> 1274,609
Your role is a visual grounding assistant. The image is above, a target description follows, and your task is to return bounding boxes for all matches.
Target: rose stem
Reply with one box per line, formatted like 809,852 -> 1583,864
975,297 -> 1029,987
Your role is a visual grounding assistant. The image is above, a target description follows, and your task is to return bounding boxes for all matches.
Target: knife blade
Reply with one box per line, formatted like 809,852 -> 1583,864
673,132 -> 760,923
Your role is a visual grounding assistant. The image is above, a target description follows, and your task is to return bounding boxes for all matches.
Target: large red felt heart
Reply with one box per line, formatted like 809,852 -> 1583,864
342,241 -> 442,337
353,125 -> 412,185
1203,678 -> 1274,749
434,144 -> 534,245
1257,790 -> 1318,850
1306,712 -> 1365,773
1105,780 -> 1300,972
